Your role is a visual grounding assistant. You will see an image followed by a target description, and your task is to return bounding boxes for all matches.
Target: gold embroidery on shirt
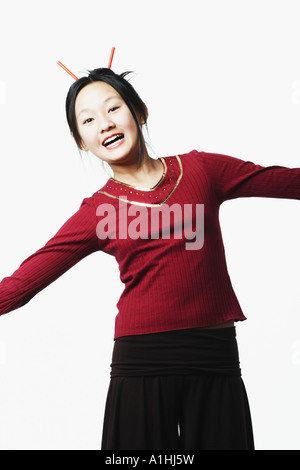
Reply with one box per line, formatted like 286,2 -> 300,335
108,157 -> 167,192
98,156 -> 183,208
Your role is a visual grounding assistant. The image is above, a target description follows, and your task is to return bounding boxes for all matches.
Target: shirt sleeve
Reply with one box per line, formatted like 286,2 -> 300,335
0,196 -> 100,317
198,151 -> 300,204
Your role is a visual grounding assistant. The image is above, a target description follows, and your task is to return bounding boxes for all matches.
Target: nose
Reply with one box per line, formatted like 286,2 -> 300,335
99,116 -> 115,134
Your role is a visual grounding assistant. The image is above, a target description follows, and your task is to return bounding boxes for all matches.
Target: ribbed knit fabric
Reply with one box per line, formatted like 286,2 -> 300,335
0,150 -> 299,338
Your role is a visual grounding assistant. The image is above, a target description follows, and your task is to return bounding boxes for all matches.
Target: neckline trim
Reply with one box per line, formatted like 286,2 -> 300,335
108,158 -> 167,192
98,156 -> 183,207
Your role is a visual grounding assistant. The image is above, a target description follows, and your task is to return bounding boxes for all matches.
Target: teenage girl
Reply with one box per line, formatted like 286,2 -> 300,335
1,67 -> 299,450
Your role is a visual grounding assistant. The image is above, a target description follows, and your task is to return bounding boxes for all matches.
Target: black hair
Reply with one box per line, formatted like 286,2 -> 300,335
65,68 -> 148,168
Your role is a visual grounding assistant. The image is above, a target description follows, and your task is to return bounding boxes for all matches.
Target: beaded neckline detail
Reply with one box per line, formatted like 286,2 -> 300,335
98,155 -> 183,207
109,158 -> 167,192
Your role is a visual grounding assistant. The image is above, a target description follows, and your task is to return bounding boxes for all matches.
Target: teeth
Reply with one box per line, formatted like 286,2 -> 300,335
104,134 -> 123,147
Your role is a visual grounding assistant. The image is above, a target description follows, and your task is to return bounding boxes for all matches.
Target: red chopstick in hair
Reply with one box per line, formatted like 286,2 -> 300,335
108,47 -> 115,69
57,61 -> 78,80
58,47 -> 116,81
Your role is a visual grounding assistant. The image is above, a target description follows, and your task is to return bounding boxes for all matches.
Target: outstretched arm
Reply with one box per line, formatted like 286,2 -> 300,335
196,151 -> 300,203
0,196 -> 100,317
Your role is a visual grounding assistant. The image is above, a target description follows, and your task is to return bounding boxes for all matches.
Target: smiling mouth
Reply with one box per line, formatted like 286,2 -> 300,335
103,134 -> 125,148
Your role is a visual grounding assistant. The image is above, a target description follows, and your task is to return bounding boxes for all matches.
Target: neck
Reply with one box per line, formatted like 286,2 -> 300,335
108,152 -> 163,187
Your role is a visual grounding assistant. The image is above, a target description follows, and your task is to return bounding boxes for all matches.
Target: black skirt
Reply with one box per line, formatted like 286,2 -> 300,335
101,327 -> 254,450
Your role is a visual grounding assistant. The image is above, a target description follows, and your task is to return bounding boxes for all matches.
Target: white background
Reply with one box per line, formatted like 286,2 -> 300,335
0,0 -> 299,450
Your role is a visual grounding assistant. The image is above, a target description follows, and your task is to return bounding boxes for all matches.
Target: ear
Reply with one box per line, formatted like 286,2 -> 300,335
78,138 -> 89,152
81,143 -> 89,152
139,103 -> 148,125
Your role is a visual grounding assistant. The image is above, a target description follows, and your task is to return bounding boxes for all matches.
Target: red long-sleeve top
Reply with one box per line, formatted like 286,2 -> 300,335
0,150 -> 299,338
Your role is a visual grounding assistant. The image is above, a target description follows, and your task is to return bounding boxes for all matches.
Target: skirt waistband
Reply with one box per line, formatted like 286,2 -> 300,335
110,326 -> 241,377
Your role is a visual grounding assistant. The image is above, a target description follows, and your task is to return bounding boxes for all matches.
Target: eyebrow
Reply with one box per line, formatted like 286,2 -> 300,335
77,95 -> 121,118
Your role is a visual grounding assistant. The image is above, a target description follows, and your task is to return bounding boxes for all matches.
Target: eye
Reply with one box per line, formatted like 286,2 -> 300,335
108,106 -> 119,113
83,118 -> 94,125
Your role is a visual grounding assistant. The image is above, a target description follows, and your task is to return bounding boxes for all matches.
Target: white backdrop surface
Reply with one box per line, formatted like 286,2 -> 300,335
0,0 -> 299,450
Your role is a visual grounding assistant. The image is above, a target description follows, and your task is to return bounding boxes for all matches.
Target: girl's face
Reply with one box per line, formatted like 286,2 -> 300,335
75,81 -> 145,166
